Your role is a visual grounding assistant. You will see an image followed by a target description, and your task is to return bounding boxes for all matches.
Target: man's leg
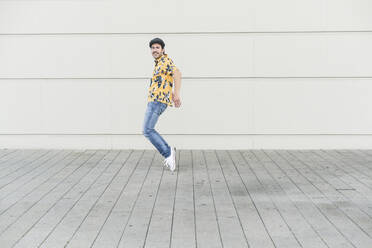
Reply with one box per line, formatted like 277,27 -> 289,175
142,101 -> 171,158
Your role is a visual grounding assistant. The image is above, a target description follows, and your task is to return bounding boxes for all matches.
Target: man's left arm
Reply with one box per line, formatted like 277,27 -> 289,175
172,68 -> 182,107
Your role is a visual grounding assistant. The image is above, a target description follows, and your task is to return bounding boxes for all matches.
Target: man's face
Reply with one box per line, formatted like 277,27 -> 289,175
151,44 -> 164,59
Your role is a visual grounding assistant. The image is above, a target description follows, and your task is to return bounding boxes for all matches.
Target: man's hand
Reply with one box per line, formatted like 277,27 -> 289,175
172,92 -> 181,108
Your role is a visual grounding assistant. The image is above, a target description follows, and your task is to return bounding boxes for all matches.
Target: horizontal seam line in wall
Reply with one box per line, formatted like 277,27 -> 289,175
1,77 -> 372,80
1,134 -> 372,136
1,30 -> 372,35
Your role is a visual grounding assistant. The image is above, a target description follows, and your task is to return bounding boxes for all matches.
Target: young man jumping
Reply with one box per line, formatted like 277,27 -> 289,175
142,38 -> 182,172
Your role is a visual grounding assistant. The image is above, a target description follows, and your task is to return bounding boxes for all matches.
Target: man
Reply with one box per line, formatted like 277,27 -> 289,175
142,38 -> 182,172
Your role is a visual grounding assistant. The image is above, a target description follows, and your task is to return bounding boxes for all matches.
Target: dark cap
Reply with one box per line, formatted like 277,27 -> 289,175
149,38 -> 165,49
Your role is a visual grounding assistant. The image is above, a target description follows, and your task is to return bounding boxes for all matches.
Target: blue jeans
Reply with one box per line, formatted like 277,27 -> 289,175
142,100 -> 171,158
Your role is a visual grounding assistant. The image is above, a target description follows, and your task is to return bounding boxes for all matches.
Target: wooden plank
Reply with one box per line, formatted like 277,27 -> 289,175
0,150 -> 107,247
0,150 -> 100,242
265,150 -> 355,248
65,150 -> 143,247
169,150 -> 196,248
143,150 -> 179,247
301,150 -> 372,218
0,150 -> 31,168
217,150 -> 276,248
0,150 -> 85,215
333,150 -> 372,178
356,150 -> 372,170
192,150 -> 223,248
324,150 -> 372,186
116,152 -> 165,248
247,150 -> 328,248
329,150 -> 372,180
36,150 -> 134,248
0,149 -> 18,163
338,150 -> 370,163
13,150 -> 126,248
203,150 -> 249,248
91,150 -> 156,248
0,150 -> 43,175
239,150 -> 302,248
276,150 -> 372,248
358,150 -> 372,160
0,150 -> 73,200
0,150 -> 62,190
312,150 -> 372,201
290,150 -> 372,235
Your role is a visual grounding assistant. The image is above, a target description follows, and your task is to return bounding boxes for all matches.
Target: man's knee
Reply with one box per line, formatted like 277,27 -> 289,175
142,127 -> 151,138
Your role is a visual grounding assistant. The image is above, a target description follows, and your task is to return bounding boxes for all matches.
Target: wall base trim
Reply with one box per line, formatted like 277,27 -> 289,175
1,134 -> 372,149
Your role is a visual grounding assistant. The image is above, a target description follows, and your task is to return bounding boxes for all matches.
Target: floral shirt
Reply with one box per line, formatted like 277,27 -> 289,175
148,54 -> 177,107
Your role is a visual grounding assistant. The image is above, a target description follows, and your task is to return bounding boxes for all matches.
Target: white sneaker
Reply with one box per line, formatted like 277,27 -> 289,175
164,147 -> 176,171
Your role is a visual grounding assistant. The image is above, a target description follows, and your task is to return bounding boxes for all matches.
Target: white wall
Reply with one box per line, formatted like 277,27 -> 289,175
1,0 -> 372,149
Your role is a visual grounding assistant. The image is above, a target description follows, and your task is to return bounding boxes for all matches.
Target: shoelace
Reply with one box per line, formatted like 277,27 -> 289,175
163,159 -> 169,168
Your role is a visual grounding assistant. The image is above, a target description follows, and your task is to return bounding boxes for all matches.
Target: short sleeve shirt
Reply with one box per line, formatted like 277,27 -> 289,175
148,54 -> 177,107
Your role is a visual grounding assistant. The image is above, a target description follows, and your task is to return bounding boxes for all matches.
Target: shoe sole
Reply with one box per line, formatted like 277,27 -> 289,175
170,147 -> 176,171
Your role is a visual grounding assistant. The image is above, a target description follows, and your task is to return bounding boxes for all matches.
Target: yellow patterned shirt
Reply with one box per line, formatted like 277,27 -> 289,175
148,54 -> 177,107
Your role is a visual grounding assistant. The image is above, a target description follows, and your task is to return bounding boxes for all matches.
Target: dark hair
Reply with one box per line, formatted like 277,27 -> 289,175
149,38 -> 165,49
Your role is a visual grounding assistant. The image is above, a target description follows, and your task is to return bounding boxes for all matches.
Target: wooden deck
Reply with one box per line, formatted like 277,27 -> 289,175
0,149 -> 371,248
